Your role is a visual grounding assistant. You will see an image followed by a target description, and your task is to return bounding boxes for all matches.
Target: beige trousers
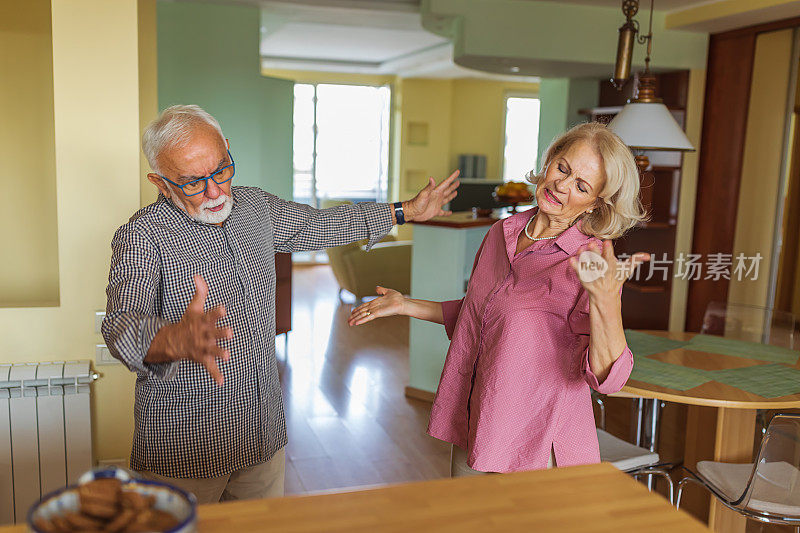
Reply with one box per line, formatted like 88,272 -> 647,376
138,448 -> 286,504
450,445 -> 555,478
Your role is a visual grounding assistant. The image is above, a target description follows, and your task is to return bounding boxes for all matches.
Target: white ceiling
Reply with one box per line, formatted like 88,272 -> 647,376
261,23 -> 443,63
257,0 -> 540,80
259,1 -> 445,64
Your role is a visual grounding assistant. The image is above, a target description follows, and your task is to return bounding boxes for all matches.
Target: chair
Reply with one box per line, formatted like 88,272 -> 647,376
320,199 -> 412,304
701,301 -> 800,435
677,413 -> 800,530
701,301 -> 798,349
593,392 -> 675,503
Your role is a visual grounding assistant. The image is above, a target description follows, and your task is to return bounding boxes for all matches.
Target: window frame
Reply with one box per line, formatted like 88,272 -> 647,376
291,81 -> 393,208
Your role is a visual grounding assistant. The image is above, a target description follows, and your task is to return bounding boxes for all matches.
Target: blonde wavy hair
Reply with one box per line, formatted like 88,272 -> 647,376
528,122 -> 648,240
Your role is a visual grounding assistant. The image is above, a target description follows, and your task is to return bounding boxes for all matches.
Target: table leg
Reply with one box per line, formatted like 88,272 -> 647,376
682,406 -> 755,532
646,399 -> 661,490
632,398 -> 645,446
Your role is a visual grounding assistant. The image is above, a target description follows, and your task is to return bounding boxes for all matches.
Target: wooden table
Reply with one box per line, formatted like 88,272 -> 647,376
615,330 -> 800,532
2,463 -> 706,532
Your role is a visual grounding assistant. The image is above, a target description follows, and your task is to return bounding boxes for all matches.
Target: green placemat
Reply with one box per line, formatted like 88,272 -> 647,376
629,357 -> 711,391
687,334 -> 800,365
625,329 -> 691,358
707,364 -> 800,398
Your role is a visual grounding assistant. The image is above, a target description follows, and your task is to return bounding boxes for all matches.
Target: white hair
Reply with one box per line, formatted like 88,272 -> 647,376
529,122 -> 647,239
142,104 -> 225,174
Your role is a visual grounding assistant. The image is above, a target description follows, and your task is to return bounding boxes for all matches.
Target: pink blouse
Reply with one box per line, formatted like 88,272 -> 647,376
426,209 -> 633,472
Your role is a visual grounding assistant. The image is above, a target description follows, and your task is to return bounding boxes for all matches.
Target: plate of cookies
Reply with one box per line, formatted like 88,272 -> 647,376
27,467 -> 196,532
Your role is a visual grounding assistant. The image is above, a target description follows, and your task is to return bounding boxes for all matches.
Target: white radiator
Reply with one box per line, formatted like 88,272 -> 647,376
0,361 -> 96,524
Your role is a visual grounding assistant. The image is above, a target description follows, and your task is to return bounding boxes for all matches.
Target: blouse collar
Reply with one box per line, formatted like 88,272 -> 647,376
502,207 -> 594,262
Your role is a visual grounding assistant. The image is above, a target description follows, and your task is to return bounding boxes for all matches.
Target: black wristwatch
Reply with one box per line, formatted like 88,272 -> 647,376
393,202 -> 406,225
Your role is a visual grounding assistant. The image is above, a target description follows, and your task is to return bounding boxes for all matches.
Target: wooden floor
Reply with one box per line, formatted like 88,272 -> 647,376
278,265 -> 450,495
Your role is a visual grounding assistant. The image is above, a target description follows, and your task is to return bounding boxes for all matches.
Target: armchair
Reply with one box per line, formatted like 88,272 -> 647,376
320,199 -> 412,303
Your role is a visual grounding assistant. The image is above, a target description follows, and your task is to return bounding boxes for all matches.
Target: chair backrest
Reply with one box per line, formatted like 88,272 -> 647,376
738,413 -> 800,512
701,301 -> 799,349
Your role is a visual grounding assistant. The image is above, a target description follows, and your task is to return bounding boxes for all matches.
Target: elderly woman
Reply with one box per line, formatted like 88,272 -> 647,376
348,122 -> 650,476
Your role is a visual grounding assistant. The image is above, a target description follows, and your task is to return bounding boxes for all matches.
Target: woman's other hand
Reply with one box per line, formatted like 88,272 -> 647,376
348,286 -> 406,326
569,240 -> 650,301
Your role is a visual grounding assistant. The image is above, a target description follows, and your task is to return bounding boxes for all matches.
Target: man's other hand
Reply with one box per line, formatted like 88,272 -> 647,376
146,274 -> 233,385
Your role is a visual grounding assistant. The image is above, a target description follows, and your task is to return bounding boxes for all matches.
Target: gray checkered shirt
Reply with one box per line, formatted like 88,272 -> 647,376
102,186 -> 392,478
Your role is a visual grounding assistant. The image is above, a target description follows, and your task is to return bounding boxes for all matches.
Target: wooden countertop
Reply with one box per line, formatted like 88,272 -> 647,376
5,463 -> 708,532
411,211 -> 498,228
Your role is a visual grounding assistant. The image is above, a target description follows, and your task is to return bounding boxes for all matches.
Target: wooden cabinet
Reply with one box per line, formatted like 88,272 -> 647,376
581,71 -> 689,330
275,253 -> 292,335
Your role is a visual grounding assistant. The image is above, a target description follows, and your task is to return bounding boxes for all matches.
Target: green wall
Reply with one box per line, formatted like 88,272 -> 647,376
536,77 -> 599,166
566,78 -> 599,130
157,1 -> 293,199
537,78 -> 569,166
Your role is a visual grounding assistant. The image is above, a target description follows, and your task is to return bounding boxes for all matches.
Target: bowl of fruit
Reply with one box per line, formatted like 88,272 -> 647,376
493,182 -> 534,212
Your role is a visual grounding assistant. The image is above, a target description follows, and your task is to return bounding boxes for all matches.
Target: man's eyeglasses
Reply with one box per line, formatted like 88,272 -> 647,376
160,150 -> 235,196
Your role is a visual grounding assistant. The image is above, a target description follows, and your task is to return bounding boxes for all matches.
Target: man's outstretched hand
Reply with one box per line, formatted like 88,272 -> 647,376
401,170 -> 460,222
145,274 -> 232,385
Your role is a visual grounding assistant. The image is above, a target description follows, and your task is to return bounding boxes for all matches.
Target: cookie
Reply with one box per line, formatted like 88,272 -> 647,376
32,517 -> 59,533
50,515 -> 74,532
64,511 -> 104,530
79,479 -> 122,518
104,508 -> 137,532
79,478 -> 122,504
123,508 -> 179,532
120,490 -> 155,511
80,498 -> 118,519
146,509 -> 179,531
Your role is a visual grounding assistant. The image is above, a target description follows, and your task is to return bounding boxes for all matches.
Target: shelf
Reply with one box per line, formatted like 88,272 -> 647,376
625,283 -> 666,294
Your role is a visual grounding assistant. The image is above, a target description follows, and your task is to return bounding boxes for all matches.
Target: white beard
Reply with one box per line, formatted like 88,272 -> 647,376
168,190 -> 233,224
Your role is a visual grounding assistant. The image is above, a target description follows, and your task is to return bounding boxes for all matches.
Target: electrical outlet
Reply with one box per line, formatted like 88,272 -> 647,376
95,310 -> 106,334
95,344 -> 119,365
97,458 -> 128,469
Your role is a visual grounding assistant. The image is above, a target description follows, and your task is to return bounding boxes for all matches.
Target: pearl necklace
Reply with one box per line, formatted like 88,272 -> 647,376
524,215 -> 561,241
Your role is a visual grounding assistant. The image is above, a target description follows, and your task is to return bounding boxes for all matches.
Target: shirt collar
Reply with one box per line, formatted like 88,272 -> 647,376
553,219 -> 594,256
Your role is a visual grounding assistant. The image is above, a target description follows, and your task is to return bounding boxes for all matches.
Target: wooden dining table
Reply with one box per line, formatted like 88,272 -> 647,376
614,330 -> 800,533
2,462 -> 707,532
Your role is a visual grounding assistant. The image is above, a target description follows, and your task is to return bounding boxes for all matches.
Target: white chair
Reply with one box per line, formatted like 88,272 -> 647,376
677,413 -> 800,530
594,393 -> 675,503
701,301 -> 799,437
701,301 -> 798,349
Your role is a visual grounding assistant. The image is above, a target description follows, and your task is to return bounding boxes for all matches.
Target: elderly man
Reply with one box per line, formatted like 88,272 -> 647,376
102,104 -> 458,504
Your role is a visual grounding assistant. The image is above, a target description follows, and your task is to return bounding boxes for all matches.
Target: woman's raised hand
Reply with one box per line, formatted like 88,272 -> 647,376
348,286 -> 406,326
569,240 -> 650,301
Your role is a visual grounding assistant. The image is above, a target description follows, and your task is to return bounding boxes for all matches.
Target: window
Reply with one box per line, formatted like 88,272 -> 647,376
502,96 -> 540,182
292,83 -> 391,207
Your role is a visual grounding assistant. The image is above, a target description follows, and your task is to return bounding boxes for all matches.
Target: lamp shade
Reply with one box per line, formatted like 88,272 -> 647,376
607,102 -> 694,151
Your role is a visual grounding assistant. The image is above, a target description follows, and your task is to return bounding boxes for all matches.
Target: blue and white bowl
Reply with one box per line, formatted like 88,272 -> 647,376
28,467 -> 197,533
